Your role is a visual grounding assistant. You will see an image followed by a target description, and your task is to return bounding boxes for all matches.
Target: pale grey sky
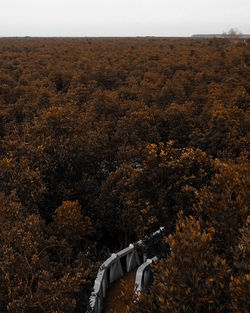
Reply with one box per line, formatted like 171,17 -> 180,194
0,0 -> 249,37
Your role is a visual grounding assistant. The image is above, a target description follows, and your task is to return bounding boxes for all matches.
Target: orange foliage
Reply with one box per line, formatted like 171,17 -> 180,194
0,37 -> 249,312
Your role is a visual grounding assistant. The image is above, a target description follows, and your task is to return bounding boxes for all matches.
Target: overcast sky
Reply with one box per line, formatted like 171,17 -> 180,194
1,0 -> 249,37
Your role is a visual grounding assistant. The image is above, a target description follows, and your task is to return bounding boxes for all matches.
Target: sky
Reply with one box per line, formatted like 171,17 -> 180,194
0,0 -> 249,37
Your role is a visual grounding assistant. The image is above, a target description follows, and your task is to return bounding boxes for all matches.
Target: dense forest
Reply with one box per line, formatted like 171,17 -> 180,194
0,37 -> 249,313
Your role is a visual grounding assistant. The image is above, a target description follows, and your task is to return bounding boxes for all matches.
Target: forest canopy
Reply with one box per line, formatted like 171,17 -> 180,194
0,37 -> 249,313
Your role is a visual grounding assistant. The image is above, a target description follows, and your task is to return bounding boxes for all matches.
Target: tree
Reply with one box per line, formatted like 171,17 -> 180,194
230,216 -> 250,313
0,194 -> 96,313
223,28 -> 242,38
96,164 -> 157,248
195,155 -> 250,257
53,201 -> 94,250
139,142 -> 213,232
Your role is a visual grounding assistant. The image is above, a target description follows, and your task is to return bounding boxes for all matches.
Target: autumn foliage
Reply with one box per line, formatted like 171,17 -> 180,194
0,37 -> 249,312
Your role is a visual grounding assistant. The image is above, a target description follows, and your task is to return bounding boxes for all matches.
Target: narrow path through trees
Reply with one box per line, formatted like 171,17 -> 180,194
87,228 -> 165,313
103,269 -> 137,313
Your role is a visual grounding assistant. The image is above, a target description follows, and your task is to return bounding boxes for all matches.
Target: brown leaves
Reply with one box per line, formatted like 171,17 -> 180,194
0,37 -> 249,312
53,201 -> 94,248
126,215 -> 231,313
0,195 -> 96,313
